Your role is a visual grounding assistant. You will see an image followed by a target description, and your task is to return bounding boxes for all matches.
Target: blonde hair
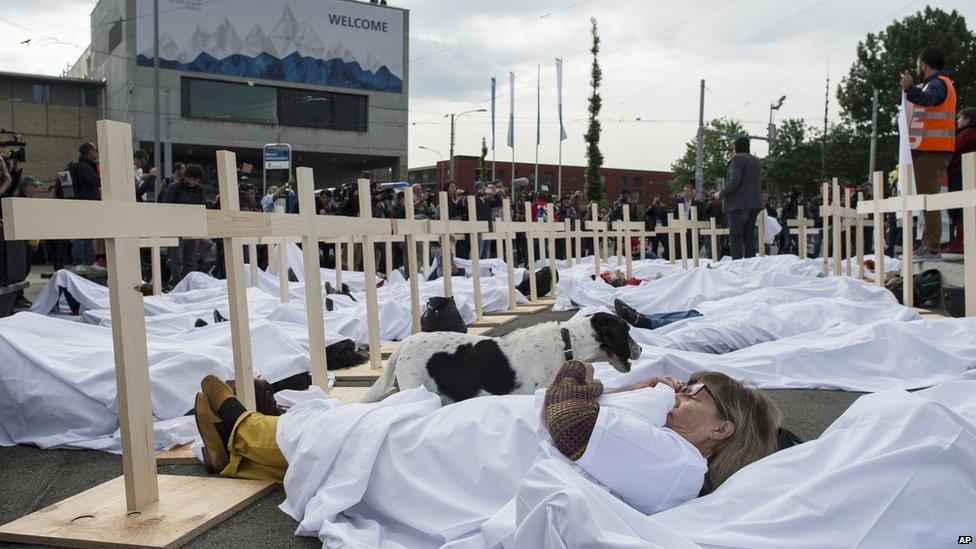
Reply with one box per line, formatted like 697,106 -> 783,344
688,371 -> 780,495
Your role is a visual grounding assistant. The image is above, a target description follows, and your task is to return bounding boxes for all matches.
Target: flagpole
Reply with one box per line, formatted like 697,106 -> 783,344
509,71 -> 516,198
555,57 -> 566,200
491,77 -> 497,181
534,64 -> 540,195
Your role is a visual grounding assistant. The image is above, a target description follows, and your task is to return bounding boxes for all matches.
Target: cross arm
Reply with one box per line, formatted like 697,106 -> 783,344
1,197 -> 207,240
926,189 -> 976,210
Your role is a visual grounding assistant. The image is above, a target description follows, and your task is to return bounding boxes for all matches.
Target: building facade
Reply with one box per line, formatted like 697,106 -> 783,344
67,0 -> 409,191
0,71 -> 104,192
410,156 -> 673,203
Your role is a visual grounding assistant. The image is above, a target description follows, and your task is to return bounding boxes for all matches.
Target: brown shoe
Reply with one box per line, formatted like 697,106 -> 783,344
194,392 -> 229,473
201,374 -> 236,413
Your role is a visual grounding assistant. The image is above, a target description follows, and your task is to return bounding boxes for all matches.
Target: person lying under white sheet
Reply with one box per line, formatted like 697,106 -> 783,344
192,361 -> 780,547
510,379 -> 976,548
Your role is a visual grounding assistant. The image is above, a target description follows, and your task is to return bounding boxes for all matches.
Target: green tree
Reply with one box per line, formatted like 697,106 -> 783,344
479,137 -> 489,181
669,118 -> 745,194
837,7 -> 976,136
584,17 -> 605,203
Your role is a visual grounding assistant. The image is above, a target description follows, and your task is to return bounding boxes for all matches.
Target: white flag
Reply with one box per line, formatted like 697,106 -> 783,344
897,92 -> 919,220
556,57 -> 567,141
507,71 -> 515,149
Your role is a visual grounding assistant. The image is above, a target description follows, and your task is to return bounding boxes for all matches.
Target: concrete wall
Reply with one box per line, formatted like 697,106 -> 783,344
80,0 -> 409,187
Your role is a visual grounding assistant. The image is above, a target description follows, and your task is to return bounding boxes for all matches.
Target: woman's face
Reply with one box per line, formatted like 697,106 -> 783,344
958,115 -> 970,130
665,384 -> 734,453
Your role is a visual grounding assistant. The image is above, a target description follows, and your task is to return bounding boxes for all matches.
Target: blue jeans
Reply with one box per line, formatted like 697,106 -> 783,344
727,209 -> 760,260
72,239 -> 95,266
477,233 -> 490,259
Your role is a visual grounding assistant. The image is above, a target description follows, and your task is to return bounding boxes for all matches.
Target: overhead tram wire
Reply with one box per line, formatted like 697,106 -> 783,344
608,0 -> 836,111
730,0 -> 922,113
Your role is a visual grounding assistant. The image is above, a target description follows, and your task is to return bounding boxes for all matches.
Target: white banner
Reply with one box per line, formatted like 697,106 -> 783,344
136,0 -> 404,93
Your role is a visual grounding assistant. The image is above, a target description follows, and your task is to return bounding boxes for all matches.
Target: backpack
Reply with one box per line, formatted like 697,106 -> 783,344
421,296 -> 467,333
517,266 -> 558,298
887,269 -> 942,306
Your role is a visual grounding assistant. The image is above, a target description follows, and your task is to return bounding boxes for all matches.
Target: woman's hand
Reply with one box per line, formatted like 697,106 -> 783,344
613,375 -> 682,394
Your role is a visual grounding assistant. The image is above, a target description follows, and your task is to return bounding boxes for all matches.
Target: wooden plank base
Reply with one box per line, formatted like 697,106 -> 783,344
506,303 -> 551,315
471,314 -> 518,327
327,386 -> 370,404
155,445 -> 197,465
332,361 -> 386,382
0,474 -> 276,549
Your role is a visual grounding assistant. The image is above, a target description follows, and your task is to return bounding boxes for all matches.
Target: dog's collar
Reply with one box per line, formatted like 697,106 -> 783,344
560,328 -> 574,361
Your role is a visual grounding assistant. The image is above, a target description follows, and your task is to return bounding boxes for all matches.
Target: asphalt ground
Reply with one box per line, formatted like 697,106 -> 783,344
0,307 -> 864,548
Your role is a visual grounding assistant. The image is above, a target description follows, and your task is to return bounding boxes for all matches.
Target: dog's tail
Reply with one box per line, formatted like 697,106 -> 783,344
361,345 -> 401,403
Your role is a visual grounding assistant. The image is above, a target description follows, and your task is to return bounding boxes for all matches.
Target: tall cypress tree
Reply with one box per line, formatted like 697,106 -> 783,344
584,17 -> 604,203
479,137 -> 489,181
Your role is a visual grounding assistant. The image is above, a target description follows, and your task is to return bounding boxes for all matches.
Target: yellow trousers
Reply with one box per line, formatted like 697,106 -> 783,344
220,411 -> 288,482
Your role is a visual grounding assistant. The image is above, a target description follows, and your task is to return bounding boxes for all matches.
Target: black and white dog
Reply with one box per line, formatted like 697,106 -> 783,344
361,312 -> 642,404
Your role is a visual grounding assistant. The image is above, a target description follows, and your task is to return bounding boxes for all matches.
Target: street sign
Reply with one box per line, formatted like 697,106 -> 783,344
263,144 -> 291,170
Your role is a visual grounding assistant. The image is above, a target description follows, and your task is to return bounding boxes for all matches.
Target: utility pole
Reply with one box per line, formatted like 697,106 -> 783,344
449,113 -> 456,184
164,89 -> 172,181
695,79 -> 705,196
153,0 -> 161,199
868,88 -> 879,186
820,74 -> 829,183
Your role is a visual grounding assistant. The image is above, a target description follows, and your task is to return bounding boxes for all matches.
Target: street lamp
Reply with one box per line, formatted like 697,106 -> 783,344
446,108 -> 487,184
419,146 -> 445,187
768,95 -> 786,148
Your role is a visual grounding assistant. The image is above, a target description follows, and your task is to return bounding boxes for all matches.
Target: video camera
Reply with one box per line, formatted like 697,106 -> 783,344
0,130 -> 26,162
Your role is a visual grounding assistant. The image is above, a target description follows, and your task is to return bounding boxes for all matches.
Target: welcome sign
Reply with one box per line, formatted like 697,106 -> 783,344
136,0 -> 405,93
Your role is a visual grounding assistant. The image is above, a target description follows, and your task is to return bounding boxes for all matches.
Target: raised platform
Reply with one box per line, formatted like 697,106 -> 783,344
0,474 -> 276,548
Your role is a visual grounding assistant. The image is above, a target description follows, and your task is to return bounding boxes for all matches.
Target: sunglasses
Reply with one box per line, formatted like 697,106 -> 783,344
680,383 -> 730,420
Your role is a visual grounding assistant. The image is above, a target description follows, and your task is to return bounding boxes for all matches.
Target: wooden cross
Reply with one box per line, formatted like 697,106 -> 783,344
427,191 -> 490,302
391,188 -> 427,332
786,206 -> 815,259
755,210 -> 766,258
492,198 -> 532,311
611,206 -> 646,279
585,202 -> 608,276
820,179 -> 857,276
857,174 -> 924,306
538,203 -> 565,297
926,151 -> 976,316
675,203 -> 692,269
699,218 -> 729,263
137,237 -> 178,295
0,121 -> 274,547
467,196 -> 488,318
562,218 -> 586,265
520,201 -> 541,301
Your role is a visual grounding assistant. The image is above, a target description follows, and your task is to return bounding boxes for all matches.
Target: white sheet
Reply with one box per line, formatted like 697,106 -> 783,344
276,385 -> 706,548
512,379 -> 976,548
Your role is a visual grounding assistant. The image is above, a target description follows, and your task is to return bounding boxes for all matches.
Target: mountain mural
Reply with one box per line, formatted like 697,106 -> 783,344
137,4 -> 403,93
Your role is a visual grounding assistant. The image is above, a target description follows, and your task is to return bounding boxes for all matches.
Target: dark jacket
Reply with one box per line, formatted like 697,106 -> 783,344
71,156 -> 101,200
949,125 -> 976,176
160,179 -> 206,206
475,194 -> 501,221
720,153 -> 763,213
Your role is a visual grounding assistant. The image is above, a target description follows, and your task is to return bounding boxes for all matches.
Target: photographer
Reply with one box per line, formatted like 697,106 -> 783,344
0,146 -> 25,200
473,181 -> 501,258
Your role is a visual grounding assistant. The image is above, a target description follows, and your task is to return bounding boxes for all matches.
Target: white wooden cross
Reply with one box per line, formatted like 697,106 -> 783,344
538,203 -> 565,297
700,218 -> 729,263
926,151 -> 976,316
492,198 -> 533,311
137,237 -> 178,295
427,191 -> 490,303
755,209 -> 767,258
857,174 -> 924,306
0,121 -> 275,547
611,206 -> 646,279
675,203 -> 691,269
585,202 -> 608,276
786,206 -> 815,259
820,179 -> 857,276
391,188 -> 427,333
562,218 -> 586,265
520,200 -> 541,301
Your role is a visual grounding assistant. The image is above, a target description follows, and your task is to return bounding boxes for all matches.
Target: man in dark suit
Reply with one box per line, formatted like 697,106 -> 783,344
713,137 -> 763,259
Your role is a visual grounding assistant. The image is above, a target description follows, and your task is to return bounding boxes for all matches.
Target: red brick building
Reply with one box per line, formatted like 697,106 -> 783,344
409,155 -> 672,204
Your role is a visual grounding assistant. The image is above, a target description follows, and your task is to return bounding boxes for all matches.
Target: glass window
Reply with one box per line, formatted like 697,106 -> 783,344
634,176 -> 643,188
278,89 -> 367,131
182,78 -> 277,125
81,87 -> 99,107
109,20 -> 122,52
545,172 -> 554,184
32,84 -> 50,103
621,176 -> 628,187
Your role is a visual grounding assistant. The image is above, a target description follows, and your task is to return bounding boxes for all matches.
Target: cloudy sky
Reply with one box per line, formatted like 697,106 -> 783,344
3,0 -> 976,172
